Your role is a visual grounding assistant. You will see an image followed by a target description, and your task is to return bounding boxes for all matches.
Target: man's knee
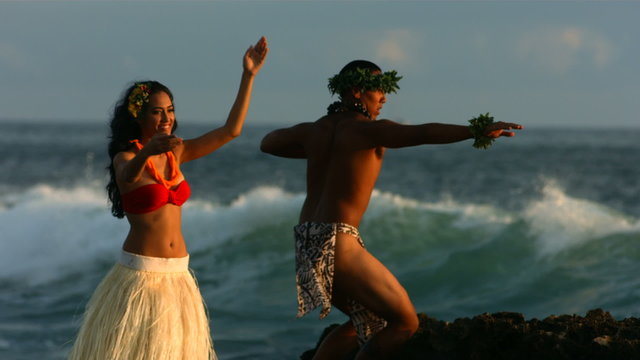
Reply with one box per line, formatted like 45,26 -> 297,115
391,313 -> 419,339
406,313 -> 419,332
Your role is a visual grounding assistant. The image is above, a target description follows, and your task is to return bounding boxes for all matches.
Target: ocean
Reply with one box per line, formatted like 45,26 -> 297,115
1,121 -> 638,359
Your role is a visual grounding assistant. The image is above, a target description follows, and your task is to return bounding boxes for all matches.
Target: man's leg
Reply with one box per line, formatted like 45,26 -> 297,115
333,232 -> 419,360
311,320 -> 359,360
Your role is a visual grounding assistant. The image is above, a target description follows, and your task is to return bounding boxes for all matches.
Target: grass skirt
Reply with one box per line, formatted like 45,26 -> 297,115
68,251 -> 215,360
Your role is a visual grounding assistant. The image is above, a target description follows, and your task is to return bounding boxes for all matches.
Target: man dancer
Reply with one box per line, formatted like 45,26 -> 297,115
261,60 -> 522,360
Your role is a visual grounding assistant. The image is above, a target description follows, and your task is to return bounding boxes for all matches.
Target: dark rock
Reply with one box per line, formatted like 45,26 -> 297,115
301,309 -> 640,360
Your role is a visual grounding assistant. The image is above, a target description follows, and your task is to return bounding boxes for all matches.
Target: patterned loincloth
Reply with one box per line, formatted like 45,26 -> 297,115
294,222 -> 387,343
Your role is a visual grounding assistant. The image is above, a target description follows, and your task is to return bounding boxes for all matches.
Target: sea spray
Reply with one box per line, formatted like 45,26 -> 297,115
524,180 -> 636,257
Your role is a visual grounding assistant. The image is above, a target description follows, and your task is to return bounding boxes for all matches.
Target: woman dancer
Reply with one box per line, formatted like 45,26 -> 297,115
68,37 -> 268,360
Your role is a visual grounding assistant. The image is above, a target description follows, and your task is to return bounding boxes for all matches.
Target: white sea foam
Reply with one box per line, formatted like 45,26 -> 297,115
368,189 -> 515,227
0,185 -> 126,285
523,181 -> 636,256
182,186 -> 304,253
0,185 -> 304,285
1,182 -> 637,287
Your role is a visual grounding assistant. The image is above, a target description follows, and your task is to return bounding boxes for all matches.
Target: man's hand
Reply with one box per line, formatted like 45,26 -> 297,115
485,122 -> 523,138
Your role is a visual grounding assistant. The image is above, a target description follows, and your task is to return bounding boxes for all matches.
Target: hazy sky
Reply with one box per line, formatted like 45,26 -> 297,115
1,1 -> 638,127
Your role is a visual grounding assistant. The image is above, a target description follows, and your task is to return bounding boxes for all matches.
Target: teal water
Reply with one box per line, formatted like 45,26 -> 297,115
1,122 -> 638,359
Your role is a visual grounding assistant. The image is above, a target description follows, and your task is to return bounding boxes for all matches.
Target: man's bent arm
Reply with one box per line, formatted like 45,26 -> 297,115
260,124 -> 309,158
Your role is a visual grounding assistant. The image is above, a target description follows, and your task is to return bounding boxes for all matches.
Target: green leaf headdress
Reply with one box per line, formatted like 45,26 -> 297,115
328,68 -> 402,98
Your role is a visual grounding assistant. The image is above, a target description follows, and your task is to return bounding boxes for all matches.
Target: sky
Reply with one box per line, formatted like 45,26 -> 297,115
1,0 -> 638,128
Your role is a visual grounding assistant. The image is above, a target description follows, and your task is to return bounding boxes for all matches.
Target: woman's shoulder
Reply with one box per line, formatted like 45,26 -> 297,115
113,149 -> 136,165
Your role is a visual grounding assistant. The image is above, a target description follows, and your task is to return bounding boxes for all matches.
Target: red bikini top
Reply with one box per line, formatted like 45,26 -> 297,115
121,180 -> 191,214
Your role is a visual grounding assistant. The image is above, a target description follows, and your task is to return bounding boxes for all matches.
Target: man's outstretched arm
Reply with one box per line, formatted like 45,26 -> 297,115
359,119 -> 522,149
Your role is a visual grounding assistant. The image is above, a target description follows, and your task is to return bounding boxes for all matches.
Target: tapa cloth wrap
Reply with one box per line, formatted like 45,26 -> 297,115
294,222 -> 387,343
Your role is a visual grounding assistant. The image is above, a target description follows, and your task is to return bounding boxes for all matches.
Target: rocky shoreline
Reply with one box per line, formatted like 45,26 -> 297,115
301,309 -> 640,359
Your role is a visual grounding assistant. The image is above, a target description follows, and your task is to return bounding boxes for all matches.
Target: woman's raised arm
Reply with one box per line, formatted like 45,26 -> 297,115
180,36 -> 269,163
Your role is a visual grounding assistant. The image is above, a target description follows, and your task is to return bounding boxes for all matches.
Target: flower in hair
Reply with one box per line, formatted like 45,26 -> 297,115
328,68 -> 402,97
127,83 -> 151,118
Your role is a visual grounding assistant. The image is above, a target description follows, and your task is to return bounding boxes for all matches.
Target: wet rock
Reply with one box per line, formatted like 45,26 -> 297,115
301,309 -> 640,359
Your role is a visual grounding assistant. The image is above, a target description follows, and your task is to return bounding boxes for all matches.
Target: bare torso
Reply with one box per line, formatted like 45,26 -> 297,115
122,206 -> 187,257
117,148 -> 188,258
299,113 -> 384,227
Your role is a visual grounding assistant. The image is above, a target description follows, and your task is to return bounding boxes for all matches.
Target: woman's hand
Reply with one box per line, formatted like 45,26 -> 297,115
143,134 -> 183,156
243,36 -> 269,76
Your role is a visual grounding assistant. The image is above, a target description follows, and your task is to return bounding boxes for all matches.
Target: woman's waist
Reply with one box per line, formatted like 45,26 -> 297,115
123,230 -> 188,258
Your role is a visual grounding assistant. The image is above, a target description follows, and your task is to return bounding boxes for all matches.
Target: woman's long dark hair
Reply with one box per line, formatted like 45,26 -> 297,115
106,80 -> 177,218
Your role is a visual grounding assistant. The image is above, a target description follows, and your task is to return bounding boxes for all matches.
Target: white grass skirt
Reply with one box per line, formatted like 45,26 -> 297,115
68,251 -> 216,360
